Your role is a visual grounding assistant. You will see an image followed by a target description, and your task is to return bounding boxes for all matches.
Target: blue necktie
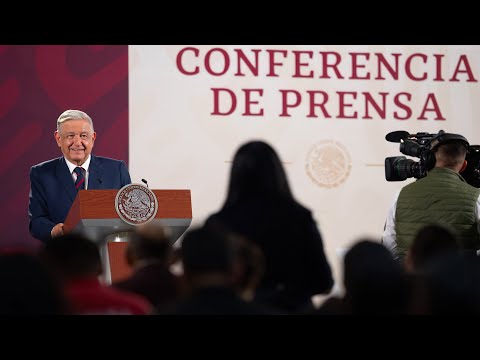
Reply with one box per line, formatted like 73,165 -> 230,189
74,167 -> 85,190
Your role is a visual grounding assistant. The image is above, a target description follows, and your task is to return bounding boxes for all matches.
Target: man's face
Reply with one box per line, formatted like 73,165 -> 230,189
54,119 -> 96,166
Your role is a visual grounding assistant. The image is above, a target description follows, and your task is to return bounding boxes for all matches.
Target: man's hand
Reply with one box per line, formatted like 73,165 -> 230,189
51,223 -> 64,238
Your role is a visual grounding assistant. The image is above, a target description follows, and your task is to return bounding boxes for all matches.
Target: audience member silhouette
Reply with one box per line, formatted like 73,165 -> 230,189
201,220 -> 266,302
0,251 -> 67,315
39,233 -> 151,315
111,223 -> 180,309
206,140 -> 333,313
344,240 -> 410,314
160,225 -> 276,315
405,224 -> 460,273
419,252 -> 480,314
316,239 -> 410,315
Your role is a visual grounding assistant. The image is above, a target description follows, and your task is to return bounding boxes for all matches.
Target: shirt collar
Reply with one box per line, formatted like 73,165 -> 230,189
65,155 -> 92,174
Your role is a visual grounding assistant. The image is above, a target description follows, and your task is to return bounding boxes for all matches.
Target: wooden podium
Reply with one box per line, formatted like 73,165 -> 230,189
63,189 -> 192,284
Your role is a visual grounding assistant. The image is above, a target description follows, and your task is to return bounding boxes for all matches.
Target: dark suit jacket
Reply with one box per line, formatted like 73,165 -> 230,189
29,155 -> 131,242
160,287 -> 276,315
206,198 -> 334,312
112,263 -> 180,308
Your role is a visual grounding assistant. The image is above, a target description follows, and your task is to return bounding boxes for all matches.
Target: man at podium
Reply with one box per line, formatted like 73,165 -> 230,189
28,109 -> 132,243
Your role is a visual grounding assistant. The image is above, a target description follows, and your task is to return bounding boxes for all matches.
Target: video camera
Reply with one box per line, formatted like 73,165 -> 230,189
384,129 -> 472,182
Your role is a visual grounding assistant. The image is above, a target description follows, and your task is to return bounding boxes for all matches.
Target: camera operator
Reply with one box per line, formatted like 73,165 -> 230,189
383,135 -> 480,262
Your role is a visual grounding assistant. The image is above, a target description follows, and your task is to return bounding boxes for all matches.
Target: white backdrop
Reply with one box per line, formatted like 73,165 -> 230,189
129,45 -> 480,290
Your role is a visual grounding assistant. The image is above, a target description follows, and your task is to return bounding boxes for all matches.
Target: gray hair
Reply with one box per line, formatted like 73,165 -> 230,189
56,109 -> 94,133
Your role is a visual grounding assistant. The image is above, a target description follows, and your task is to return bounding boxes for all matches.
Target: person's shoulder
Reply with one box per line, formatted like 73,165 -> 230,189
269,199 -> 315,225
204,212 -> 224,227
31,157 -> 62,171
286,200 -> 312,218
462,182 -> 480,200
92,155 -> 126,165
463,180 -> 480,191
399,178 -> 419,192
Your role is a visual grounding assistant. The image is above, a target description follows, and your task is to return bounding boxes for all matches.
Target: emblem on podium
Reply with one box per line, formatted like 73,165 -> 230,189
115,184 -> 158,225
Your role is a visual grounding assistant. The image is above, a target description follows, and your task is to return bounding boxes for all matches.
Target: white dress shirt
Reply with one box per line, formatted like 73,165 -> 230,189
65,155 -> 92,190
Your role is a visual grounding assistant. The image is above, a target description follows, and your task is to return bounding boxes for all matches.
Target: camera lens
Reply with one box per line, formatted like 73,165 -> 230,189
400,140 -> 422,157
394,158 -> 419,180
385,156 -> 420,181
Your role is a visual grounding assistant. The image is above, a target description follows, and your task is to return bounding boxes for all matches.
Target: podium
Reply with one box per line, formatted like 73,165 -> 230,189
63,189 -> 192,284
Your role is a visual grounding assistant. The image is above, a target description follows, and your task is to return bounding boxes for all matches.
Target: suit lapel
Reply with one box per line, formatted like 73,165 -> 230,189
57,157 -> 77,202
88,155 -> 103,189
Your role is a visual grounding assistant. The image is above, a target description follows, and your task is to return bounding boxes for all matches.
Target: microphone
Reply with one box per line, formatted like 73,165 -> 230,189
141,178 -> 149,188
385,131 -> 410,143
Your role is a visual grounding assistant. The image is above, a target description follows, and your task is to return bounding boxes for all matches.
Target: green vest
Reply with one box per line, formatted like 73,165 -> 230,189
395,167 -> 480,259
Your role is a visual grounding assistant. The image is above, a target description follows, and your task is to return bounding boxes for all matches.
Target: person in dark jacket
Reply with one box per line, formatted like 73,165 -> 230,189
28,109 -> 131,242
111,223 -> 180,309
206,140 -> 333,313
